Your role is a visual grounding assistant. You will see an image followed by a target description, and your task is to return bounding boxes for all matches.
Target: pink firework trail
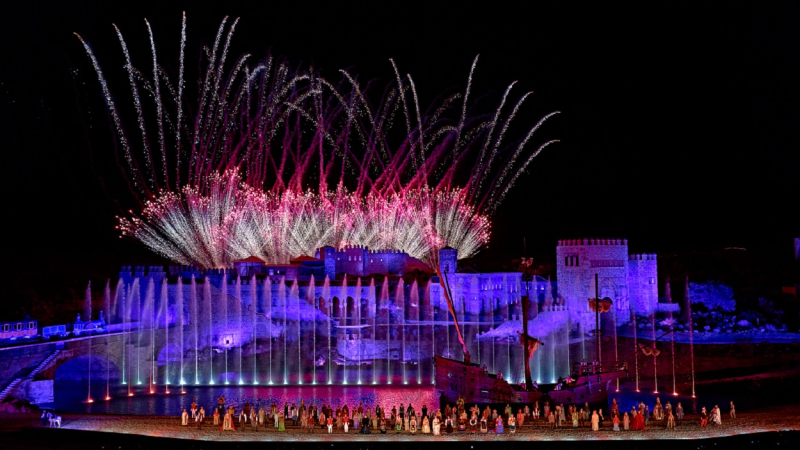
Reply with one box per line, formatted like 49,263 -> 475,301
76,15 -> 559,268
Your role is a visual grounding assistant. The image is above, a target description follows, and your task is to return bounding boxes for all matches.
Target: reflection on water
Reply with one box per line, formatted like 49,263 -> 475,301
54,382 -> 439,416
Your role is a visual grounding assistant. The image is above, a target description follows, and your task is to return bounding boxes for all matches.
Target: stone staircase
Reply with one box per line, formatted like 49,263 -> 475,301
0,350 -> 60,403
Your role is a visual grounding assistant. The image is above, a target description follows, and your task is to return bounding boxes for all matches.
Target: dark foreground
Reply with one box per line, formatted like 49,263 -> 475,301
2,404 -> 800,450
2,427 -> 800,450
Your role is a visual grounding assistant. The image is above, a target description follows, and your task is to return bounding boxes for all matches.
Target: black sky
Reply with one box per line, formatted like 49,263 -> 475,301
0,1 -> 798,302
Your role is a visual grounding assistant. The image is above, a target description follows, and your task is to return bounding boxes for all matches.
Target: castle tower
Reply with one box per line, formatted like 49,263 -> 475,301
556,239 -> 632,330
627,253 -> 658,316
316,246 -> 337,280
439,247 -> 458,276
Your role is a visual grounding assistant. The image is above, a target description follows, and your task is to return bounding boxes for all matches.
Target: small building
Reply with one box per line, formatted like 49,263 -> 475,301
233,256 -> 267,277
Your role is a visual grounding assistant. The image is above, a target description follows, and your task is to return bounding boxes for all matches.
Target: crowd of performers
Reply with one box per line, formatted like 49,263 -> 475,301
178,395 -> 737,434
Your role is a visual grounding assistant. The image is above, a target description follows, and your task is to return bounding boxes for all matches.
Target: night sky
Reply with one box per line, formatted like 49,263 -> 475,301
1,2 -> 798,311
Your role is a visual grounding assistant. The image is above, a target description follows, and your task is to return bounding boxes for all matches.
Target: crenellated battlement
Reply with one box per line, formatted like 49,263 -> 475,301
558,238 -> 628,246
367,249 -> 405,254
629,253 -> 657,261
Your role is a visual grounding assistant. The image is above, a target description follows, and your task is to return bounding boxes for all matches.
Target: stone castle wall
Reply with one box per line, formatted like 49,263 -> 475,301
556,238 -> 658,329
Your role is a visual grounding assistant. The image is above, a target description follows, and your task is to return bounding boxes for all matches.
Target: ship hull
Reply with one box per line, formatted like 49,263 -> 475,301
434,356 -> 627,406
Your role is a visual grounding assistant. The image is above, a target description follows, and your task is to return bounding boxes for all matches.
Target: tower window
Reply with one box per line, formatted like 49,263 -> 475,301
649,277 -> 656,284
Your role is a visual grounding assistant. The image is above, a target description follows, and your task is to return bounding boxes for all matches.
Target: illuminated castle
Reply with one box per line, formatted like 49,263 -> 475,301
113,238 -> 659,384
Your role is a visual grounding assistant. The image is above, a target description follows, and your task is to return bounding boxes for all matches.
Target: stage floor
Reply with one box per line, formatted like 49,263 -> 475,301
4,403 -> 800,443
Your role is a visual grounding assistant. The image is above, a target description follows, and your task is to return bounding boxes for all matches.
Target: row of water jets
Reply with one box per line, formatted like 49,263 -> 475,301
81,274 -> 695,403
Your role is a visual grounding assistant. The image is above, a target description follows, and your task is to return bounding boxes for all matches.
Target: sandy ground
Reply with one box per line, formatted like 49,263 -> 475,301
3,404 -> 799,442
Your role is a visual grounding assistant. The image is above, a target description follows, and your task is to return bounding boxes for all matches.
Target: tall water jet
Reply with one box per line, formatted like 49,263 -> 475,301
139,278 -> 154,386
84,281 -> 93,403
630,302 -> 640,392
278,276 -> 287,384
264,276 -> 274,384
394,278 -> 405,383
250,275 -> 258,384
650,287 -> 658,393
175,277 -> 185,391
355,277 -> 362,384
308,275 -> 317,383
379,276 -> 390,383
409,279 -> 421,383
367,278 -> 376,383
203,277 -> 214,384
685,275 -> 696,399
665,275 -> 676,395
221,274 -> 229,384
141,278 -> 154,392
190,276 -> 198,384
149,279 -> 161,393
234,276 -> 242,383
424,281 -> 434,384
160,278 -> 169,391
290,279 -> 300,383
103,280 -> 113,400
339,275 -> 348,383
125,279 -> 140,396
612,301 -> 619,391
322,276 -> 331,384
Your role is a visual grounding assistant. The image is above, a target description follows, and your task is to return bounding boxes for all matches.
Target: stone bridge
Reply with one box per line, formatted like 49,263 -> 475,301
0,328 -> 181,405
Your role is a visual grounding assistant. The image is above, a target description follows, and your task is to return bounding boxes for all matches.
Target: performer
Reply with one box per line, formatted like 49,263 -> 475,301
327,414 -> 334,433
676,402 -> 684,424
445,417 -> 454,434
712,405 -> 722,425
700,407 -> 708,427
495,416 -> 504,434
190,400 -> 197,419
480,415 -> 488,433
432,416 -> 441,435
458,415 -> 466,433
729,401 -> 736,419
666,410 -> 676,429
591,410 -> 599,431
517,409 -> 525,429
213,408 -> 220,426
197,406 -> 205,423
380,418 -> 387,434
533,402 -> 540,421
344,413 -> 350,433
278,412 -> 285,432
548,410 -> 555,430
360,412 -> 369,434
469,413 -> 478,433
633,408 -> 645,430
181,409 -> 189,426
395,414 -> 402,434
623,412 -> 630,430
410,415 -> 418,434
508,415 -> 516,434
654,398 -> 663,420
422,415 -> 431,434
572,409 -> 578,428
222,410 -> 234,431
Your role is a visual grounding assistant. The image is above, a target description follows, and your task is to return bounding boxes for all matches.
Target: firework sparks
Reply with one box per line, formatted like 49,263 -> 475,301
82,14 -> 557,268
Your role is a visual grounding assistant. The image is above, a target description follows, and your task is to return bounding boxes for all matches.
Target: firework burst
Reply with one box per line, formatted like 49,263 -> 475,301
78,14 -> 558,268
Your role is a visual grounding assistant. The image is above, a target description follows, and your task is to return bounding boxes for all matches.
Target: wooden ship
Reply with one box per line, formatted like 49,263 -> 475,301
434,356 -> 627,406
434,264 -> 628,406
